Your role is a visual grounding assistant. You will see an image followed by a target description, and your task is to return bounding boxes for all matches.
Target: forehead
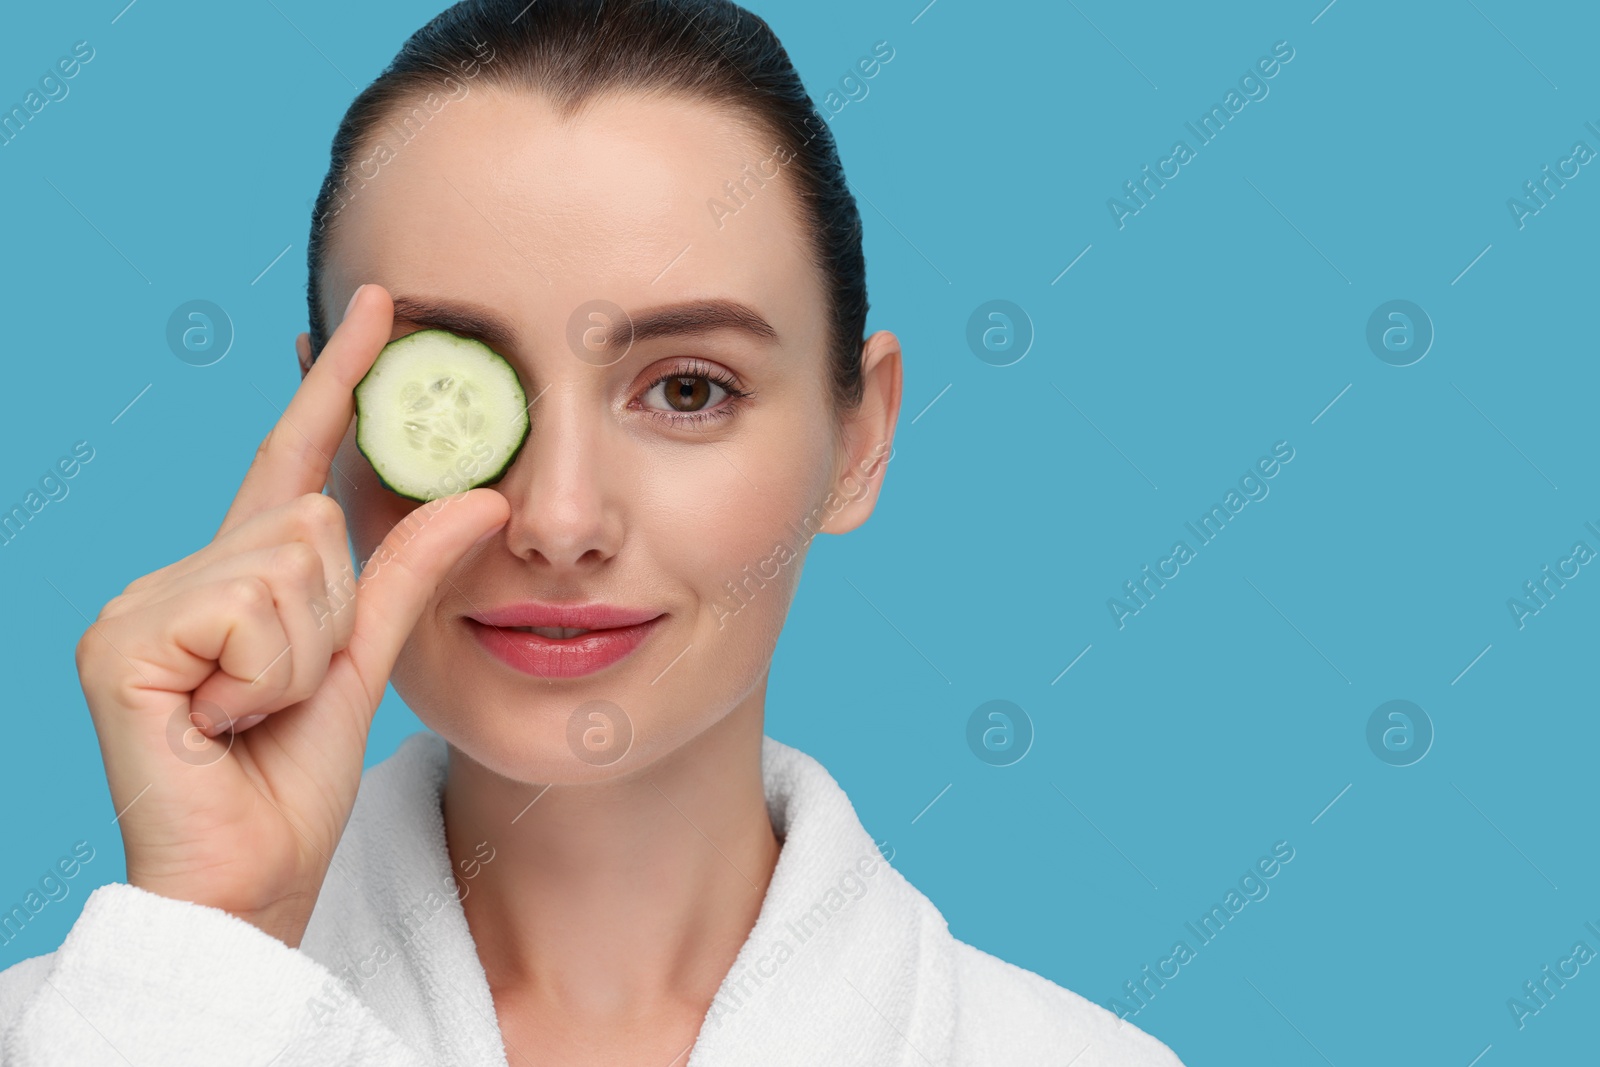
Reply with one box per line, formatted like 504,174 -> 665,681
323,85 -> 822,349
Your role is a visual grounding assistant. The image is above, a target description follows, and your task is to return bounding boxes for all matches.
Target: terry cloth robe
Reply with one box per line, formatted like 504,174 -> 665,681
0,732 -> 1185,1066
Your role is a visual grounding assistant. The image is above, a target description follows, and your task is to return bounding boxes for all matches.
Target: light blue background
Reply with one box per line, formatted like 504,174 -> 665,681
1,1 -> 1595,1063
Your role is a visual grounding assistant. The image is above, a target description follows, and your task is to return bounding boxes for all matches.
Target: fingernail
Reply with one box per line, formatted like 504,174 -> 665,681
233,713 -> 268,731
473,522 -> 505,546
344,284 -> 365,320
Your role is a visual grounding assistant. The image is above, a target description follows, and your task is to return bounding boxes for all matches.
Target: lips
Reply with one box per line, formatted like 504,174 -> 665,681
464,602 -> 664,679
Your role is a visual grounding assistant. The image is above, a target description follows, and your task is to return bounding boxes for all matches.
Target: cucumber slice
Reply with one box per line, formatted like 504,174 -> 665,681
354,329 -> 530,502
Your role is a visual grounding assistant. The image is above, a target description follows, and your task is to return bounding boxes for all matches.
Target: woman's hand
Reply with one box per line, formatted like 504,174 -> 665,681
75,284 -> 510,947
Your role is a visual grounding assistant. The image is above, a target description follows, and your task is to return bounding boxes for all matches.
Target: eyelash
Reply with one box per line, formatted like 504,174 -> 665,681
635,358 -> 752,427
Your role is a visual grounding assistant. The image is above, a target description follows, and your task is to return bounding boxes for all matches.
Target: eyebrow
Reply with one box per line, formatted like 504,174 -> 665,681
389,295 -> 779,352
390,295 -> 518,352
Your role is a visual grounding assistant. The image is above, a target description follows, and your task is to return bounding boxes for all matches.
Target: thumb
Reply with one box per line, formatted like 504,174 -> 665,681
343,488 -> 510,706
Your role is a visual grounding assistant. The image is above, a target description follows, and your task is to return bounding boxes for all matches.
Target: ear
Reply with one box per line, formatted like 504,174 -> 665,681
822,329 -> 902,535
295,332 -> 313,379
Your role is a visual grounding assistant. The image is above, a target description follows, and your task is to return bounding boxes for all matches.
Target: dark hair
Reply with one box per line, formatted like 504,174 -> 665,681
305,0 -> 868,413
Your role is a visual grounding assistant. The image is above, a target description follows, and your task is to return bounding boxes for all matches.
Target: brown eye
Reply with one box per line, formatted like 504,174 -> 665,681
666,375 -> 710,411
641,372 -> 733,415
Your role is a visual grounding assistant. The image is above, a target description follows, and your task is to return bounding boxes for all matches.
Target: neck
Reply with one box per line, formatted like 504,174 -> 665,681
441,686 -> 781,1024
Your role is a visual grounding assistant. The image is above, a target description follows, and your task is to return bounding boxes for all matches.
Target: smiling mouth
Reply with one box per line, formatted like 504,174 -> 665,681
465,614 -> 666,679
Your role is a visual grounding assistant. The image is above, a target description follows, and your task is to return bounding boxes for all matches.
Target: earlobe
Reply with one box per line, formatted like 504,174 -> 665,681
295,332 -> 313,379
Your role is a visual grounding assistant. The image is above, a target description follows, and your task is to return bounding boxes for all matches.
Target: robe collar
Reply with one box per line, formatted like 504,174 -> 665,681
302,732 -> 957,1066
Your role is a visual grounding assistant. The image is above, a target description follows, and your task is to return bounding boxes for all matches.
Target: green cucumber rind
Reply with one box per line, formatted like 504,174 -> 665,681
353,328 -> 530,503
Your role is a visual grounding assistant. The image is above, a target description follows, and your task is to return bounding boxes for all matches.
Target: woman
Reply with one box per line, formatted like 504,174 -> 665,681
0,1 -> 1183,1064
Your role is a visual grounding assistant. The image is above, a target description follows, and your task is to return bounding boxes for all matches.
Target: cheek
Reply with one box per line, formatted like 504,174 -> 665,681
652,417 -> 835,648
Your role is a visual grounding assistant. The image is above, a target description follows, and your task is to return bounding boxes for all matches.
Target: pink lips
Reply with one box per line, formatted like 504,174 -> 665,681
464,602 -> 665,678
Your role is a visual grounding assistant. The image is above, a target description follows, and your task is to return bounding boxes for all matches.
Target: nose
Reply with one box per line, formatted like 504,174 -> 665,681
495,385 -> 624,571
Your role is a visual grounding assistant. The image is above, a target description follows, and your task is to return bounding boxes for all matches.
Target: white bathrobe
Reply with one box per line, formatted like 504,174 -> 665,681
0,732 -> 1184,1066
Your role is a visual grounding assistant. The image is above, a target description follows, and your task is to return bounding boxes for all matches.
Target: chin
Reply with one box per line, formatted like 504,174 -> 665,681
394,676 -> 628,786
390,642 -> 684,789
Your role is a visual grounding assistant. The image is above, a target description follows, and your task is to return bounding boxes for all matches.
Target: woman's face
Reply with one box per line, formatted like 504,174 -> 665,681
319,87 -> 893,783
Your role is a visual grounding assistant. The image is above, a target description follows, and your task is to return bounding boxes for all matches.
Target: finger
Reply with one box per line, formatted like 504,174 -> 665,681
118,493 -> 358,653
341,488 -> 510,708
92,574 -> 293,732
216,284 -> 394,537
146,542 -> 337,728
